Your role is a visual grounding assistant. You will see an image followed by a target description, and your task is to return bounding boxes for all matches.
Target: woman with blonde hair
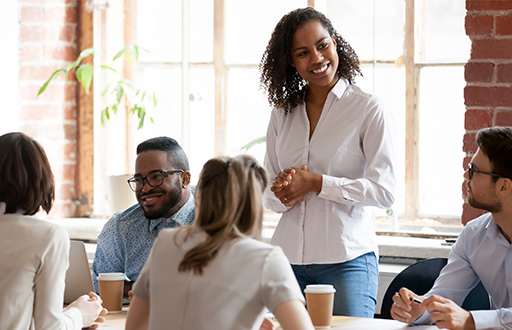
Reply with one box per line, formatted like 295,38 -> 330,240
126,155 -> 313,330
0,132 -> 106,329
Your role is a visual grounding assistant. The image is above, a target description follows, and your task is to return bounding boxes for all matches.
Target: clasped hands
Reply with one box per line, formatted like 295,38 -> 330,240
390,288 -> 475,330
271,165 -> 319,206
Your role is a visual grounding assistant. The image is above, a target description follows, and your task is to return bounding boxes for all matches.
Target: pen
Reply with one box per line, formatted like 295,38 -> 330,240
395,292 -> 423,304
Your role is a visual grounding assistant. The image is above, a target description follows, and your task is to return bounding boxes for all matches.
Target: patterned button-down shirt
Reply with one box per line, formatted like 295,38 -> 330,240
92,195 -> 195,292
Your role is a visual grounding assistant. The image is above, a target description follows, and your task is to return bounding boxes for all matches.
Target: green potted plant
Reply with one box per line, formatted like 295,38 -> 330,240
38,44 -> 156,129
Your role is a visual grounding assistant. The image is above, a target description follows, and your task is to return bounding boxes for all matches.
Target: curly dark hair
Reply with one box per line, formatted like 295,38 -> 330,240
259,7 -> 362,113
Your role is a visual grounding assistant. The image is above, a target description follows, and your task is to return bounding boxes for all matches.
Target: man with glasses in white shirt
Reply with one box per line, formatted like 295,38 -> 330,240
391,126 -> 512,330
92,136 -> 195,297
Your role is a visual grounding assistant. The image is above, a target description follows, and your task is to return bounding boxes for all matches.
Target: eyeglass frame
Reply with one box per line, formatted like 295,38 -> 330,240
467,162 -> 502,180
127,169 -> 185,192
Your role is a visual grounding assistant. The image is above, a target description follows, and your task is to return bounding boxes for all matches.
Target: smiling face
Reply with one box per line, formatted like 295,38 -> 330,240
134,150 -> 184,219
464,148 -> 502,213
290,20 -> 339,91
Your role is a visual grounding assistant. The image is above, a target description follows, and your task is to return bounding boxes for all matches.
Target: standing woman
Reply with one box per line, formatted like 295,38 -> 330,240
260,7 -> 396,317
0,132 -> 106,330
126,155 -> 313,330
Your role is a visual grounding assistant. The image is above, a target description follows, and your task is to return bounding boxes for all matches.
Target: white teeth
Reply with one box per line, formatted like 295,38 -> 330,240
312,64 -> 328,74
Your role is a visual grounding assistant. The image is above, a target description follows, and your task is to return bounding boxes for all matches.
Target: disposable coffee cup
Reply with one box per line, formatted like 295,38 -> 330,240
304,284 -> 336,328
97,273 -> 125,312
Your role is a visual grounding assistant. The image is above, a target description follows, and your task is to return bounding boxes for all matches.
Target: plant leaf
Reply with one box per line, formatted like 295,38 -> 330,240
153,92 -> 157,107
75,64 -> 93,94
112,103 -> 118,114
115,84 -> 124,103
240,136 -> 266,151
138,110 -> 146,130
37,68 -> 67,96
113,45 -> 130,61
100,65 -> 118,73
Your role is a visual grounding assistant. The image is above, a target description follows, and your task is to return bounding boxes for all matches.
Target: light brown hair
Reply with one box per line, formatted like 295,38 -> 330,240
177,155 -> 268,275
0,132 -> 55,215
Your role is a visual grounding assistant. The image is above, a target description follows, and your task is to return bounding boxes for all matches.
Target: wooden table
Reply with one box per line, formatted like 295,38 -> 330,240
99,308 -> 128,329
99,310 -> 438,329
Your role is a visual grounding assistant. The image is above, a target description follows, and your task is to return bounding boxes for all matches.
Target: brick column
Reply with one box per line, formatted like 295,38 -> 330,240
18,0 -> 79,217
463,0 -> 512,224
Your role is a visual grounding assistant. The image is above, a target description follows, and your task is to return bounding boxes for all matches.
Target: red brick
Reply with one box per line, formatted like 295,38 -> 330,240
59,25 -> 77,43
464,86 -> 512,107
471,39 -> 512,59
18,122 -> 77,142
19,45 -> 43,62
20,104 -> 77,121
19,0 -> 75,4
461,203 -> 486,225
494,110 -> 512,125
19,25 -> 76,43
464,109 -> 493,130
20,6 -> 76,23
21,83 -> 76,102
48,202 -> 76,218
55,183 -> 75,201
497,63 -> 512,82
496,15 -> 512,35
465,15 -> 494,36
42,142 -> 77,162
467,0 -> 512,11
464,62 -> 494,82
44,45 -> 77,61
49,163 -> 75,182
463,132 -> 479,153
19,64 -> 66,81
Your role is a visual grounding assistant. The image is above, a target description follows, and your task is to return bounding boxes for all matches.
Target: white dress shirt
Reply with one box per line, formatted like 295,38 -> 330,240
414,213 -> 512,329
263,78 -> 396,264
0,212 -> 83,330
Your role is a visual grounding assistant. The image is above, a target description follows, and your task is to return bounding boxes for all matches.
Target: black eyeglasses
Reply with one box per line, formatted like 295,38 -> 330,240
467,162 -> 502,180
127,169 -> 184,192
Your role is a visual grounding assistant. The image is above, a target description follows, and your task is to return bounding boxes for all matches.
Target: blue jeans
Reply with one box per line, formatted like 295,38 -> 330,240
292,252 -> 378,317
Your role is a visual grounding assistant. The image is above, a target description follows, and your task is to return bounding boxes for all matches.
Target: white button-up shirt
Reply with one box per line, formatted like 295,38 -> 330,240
414,213 -> 512,329
263,78 -> 396,264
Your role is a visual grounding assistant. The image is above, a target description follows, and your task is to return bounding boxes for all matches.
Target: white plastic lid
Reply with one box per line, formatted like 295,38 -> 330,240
97,272 -> 126,281
304,284 -> 336,294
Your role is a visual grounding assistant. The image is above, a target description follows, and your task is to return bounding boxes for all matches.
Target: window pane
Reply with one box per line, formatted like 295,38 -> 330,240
418,66 -> 465,219
225,0 -> 307,64
422,0 -> 470,62
226,68 -> 271,164
322,0 -> 405,61
135,0 -> 182,62
188,68 -> 215,183
190,0 -> 213,63
132,66 -> 183,148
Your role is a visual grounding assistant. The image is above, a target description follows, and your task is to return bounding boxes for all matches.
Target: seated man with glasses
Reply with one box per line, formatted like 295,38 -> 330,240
391,126 -> 512,330
92,136 -> 195,296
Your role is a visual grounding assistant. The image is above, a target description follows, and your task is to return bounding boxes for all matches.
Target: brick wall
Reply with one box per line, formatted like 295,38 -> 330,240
463,0 -> 512,224
18,0 -> 79,217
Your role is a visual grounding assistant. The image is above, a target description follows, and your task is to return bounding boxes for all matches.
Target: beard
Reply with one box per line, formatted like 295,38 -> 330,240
467,189 -> 502,213
140,183 -> 183,220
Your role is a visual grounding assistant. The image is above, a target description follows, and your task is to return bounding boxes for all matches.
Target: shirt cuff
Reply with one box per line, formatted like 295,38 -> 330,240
471,310 -> 500,329
63,306 -> 84,329
411,311 -> 433,326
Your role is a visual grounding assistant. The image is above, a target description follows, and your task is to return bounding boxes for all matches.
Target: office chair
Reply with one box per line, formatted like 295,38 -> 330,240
379,257 -> 491,319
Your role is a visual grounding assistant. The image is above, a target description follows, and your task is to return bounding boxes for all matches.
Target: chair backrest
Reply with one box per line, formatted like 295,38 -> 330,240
379,257 -> 490,319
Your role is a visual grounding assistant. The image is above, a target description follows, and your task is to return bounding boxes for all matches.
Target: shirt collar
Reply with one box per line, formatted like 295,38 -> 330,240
485,214 -> 511,247
148,194 -> 195,231
330,77 -> 350,99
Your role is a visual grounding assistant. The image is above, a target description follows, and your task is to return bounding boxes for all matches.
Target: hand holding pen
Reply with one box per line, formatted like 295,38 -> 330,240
390,288 -> 426,325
